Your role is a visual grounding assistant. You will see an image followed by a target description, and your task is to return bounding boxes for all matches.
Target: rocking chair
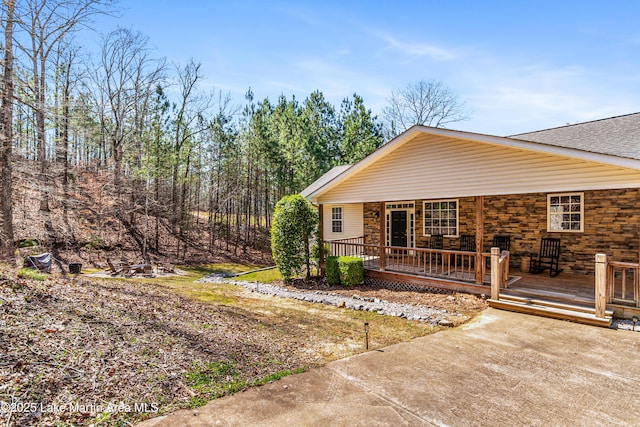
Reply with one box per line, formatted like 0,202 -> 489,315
530,237 -> 562,277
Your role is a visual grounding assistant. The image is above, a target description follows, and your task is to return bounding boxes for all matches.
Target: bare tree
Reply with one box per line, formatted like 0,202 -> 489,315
382,79 -> 468,137
168,60 -> 216,258
0,0 -> 16,264
17,0 -> 112,213
93,27 -> 165,195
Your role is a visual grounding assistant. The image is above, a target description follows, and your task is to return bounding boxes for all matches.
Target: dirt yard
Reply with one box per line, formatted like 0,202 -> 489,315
0,268 -> 486,426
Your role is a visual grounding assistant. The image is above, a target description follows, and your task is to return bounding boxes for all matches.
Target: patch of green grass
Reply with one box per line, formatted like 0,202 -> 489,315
186,361 -> 237,387
183,364 -> 307,409
235,267 -> 282,283
17,268 -> 47,281
184,360 -> 249,405
186,396 -> 210,409
253,367 -> 307,386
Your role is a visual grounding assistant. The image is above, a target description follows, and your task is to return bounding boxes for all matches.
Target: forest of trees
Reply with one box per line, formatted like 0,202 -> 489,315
0,0 -> 466,264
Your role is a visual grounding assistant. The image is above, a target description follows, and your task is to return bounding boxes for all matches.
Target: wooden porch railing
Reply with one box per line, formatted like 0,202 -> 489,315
324,240 -> 508,286
329,236 -> 366,245
594,253 -> 639,318
605,259 -> 639,307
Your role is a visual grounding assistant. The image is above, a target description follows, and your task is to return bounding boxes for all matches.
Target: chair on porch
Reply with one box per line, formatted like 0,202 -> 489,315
429,234 -> 443,249
459,234 -> 476,269
530,237 -> 562,277
428,234 -> 444,269
492,235 -> 511,252
459,235 -> 476,252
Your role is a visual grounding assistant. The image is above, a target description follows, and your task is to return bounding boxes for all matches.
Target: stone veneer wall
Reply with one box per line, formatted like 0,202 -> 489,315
363,202 -> 381,246
363,189 -> 640,275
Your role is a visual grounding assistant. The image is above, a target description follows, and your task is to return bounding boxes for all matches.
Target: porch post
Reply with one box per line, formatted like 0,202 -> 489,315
475,196 -> 484,284
379,202 -> 385,271
318,204 -> 324,274
490,247 -> 500,300
595,253 -> 607,319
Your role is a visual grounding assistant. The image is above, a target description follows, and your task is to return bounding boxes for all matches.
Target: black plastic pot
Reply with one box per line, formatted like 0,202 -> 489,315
69,263 -> 82,274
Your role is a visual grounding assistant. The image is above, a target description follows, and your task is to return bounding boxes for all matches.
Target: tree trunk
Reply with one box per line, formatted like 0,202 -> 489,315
0,0 -> 16,264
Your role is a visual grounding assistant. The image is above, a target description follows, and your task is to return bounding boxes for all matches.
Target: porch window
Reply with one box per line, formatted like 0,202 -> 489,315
331,207 -> 343,233
423,199 -> 458,237
548,193 -> 583,232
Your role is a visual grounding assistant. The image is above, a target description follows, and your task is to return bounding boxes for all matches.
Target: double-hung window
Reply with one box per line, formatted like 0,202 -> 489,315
547,193 -> 583,232
423,199 -> 458,237
331,207 -> 343,233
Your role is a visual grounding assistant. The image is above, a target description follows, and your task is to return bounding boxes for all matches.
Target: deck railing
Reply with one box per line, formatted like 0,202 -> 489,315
326,238 -> 372,257
594,254 -> 639,318
606,260 -> 639,307
324,240 -> 507,286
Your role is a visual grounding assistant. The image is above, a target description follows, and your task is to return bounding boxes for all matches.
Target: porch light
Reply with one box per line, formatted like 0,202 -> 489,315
632,316 -> 639,332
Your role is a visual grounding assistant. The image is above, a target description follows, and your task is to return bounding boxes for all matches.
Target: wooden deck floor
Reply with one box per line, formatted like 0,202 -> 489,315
506,271 -> 595,304
366,262 -> 596,303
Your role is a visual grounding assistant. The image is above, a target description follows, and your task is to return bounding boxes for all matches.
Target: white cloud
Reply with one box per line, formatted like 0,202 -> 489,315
455,58 -> 640,135
369,29 -> 457,61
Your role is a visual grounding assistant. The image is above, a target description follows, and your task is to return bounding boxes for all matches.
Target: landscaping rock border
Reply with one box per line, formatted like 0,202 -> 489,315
198,274 -> 463,326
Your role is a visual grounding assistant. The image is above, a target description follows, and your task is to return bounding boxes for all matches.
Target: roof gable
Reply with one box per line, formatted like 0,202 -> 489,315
305,124 -> 640,202
300,165 -> 351,198
315,132 -> 640,204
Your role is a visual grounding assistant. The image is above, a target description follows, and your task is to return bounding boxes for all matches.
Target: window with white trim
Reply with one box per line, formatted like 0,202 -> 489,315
547,192 -> 584,232
331,206 -> 343,233
423,199 -> 458,237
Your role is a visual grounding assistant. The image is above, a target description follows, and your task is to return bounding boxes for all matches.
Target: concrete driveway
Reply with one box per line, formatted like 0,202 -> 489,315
138,308 -> 640,426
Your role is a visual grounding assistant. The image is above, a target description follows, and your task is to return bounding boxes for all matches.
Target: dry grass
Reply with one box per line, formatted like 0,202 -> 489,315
0,264 -> 448,426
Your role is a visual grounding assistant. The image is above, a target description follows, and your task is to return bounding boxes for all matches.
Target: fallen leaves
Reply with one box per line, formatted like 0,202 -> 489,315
0,272 -> 318,426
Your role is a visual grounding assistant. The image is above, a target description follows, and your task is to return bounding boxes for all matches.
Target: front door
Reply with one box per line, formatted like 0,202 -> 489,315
391,210 -> 407,247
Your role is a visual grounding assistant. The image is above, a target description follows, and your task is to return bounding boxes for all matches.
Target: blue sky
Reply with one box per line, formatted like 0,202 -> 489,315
85,0 -> 640,136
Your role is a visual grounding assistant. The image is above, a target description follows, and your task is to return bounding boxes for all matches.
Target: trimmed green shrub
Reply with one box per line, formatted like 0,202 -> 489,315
271,194 -> 318,281
338,256 -> 364,286
325,256 -> 340,285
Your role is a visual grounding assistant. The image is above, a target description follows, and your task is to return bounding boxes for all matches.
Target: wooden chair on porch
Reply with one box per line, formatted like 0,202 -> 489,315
429,234 -> 443,249
459,235 -> 476,252
492,235 -> 511,252
428,234 -> 444,269
459,235 -> 475,269
530,237 -> 562,277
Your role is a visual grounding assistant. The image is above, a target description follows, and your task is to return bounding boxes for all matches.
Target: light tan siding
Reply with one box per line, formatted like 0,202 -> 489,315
317,134 -> 640,204
323,204 -> 363,240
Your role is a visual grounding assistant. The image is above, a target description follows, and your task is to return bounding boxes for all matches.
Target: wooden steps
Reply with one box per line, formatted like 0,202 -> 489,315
489,293 -> 613,327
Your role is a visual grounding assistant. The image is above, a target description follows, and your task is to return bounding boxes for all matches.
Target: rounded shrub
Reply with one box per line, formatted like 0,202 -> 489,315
325,256 -> 340,285
338,256 -> 364,286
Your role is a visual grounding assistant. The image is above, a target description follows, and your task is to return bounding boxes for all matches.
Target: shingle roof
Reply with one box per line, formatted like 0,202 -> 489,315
511,112 -> 640,160
300,164 -> 352,198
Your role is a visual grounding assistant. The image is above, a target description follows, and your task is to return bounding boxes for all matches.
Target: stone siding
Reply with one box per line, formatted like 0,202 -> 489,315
363,202 -> 381,246
361,189 -> 640,275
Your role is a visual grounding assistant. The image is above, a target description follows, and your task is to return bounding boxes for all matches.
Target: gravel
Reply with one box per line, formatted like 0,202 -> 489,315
612,318 -> 640,332
199,274 -> 463,326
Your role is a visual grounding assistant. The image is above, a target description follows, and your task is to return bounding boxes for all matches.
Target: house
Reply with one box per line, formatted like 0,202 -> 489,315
302,112 -> 640,325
